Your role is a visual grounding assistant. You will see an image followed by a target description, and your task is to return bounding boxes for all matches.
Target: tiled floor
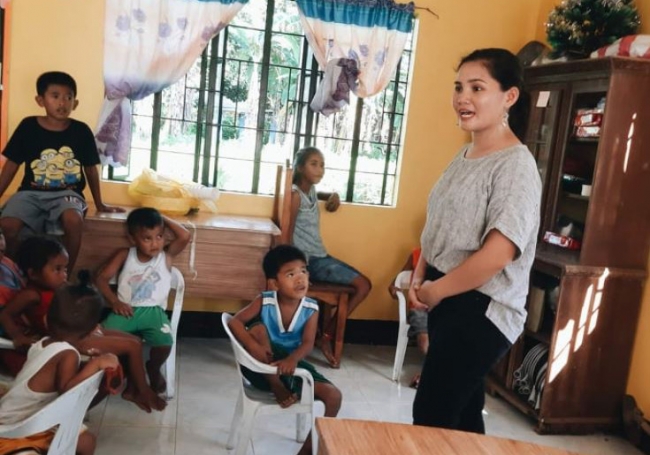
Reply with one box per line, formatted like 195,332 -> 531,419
86,338 -> 642,455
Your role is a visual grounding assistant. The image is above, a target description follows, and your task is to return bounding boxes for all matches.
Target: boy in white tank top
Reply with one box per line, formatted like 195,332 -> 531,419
0,274 -> 119,455
96,207 -> 190,396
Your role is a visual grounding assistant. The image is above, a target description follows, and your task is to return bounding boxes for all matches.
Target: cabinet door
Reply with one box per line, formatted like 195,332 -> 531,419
525,86 -> 565,236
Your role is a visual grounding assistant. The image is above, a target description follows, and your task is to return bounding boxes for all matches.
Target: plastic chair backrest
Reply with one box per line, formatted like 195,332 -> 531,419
222,313 -> 278,377
0,370 -> 104,455
395,270 -> 413,290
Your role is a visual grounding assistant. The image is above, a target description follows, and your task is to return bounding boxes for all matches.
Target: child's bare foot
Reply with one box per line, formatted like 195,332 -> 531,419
318,334 -> 339,369
146,360 -> 167,394
122,385 -> 152,413
270,382 -> 298,409
141,387 -> 167,411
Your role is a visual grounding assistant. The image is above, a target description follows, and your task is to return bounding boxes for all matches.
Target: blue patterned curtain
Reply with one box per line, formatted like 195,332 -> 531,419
96,0 -> 248,167
296,0 -> 414,113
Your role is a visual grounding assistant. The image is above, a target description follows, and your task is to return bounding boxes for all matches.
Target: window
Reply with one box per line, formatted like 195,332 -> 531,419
107,0 -> 414,205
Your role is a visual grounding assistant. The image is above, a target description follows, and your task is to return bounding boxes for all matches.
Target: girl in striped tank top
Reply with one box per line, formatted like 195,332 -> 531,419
286,147 -> 371,368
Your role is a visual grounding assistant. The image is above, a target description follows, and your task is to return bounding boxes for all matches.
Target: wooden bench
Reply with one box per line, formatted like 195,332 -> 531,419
272,163 -> 354,368
76,209 -> 280,301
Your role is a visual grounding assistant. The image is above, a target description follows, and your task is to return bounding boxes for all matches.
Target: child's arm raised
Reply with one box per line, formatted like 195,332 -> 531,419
163,215 -> 191,259
228,296 -> 272,363
317,191 -> 340,213
95,249 -> 133,317
272,311 -> 318,376
0,289 -> 42,349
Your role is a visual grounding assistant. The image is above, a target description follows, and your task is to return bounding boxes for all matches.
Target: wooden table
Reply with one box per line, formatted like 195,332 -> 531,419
76,209 -> 280,301
316,418 -> 582,455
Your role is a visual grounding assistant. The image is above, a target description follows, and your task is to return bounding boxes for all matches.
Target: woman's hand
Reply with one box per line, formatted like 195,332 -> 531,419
408,280 -> 428,311
416,281 -> 443,310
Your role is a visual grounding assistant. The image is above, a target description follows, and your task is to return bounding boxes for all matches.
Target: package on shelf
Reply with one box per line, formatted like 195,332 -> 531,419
543,231 -> 581,250
575,125 -> 600,138
574,109 -> 603,127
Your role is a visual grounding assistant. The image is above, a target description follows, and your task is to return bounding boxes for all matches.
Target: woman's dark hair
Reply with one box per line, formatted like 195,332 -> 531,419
15,236 -> 66,275
458,48 -> 530,141
292,146 -> 323,185
47,270 -> 104,337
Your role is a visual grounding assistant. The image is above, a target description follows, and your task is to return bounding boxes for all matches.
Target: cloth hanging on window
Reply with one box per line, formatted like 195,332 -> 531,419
296,0 -> 414,115
309,58 -> 360,116
96,0 -> 248,167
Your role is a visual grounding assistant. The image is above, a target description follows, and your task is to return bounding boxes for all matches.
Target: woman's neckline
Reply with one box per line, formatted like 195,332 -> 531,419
462,143 -> 522,160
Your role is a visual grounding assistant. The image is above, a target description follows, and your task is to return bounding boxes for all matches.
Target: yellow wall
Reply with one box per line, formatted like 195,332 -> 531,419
533,0 -> 650,420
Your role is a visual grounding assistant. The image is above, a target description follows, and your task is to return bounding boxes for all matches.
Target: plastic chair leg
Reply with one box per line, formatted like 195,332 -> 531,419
392,323 -> 409,382
296,413 -> 310,443
165,344 -> 177,399
227,394 -> 243,450
234,403 -> 258,455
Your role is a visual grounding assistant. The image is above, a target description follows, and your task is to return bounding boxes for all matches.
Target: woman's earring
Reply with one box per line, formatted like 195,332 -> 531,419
456,117 -> 461,127
502,111 -> 509,128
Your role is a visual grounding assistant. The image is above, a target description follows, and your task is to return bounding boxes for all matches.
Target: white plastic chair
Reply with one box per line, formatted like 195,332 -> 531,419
392,270 -> 412,382
0,370 -> 103,455
109,266 -> 185,400
0,337 -> 14,349
221,313 -> 318,455
162,267 -> 185,400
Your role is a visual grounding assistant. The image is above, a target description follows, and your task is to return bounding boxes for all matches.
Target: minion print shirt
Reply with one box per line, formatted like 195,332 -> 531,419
2,117 -> 100,196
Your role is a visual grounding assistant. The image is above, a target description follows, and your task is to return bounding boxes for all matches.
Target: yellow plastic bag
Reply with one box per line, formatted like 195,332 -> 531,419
128,169 -> 219,215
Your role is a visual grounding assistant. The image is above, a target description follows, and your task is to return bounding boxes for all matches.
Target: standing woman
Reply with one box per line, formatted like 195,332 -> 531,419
410,48 -> 541,433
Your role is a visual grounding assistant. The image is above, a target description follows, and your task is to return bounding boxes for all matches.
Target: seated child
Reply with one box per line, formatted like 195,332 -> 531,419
0,71 -> 123,271
0,229 -> 25,335
288,147 -> 372,367
388,247 -> 429,388
0,274 -> 120,455
229,244 -> 342,455
96,207 -> 190,395
0,236 -> 166,412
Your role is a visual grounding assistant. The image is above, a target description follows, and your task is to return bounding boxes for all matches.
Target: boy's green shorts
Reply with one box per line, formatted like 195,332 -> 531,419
102,306 -> 173,346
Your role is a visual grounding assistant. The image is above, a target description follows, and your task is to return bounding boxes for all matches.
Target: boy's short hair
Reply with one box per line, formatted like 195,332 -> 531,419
126,207 -> 164,235
36,71 -> 77,97
16,236 -> 66,275
263,245 -> 307,279
48,270 -> 103,337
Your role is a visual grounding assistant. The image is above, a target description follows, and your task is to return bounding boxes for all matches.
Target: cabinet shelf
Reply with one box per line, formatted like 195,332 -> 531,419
562,192 -> 589,202
486,374 -> 540,419
569,136 -> 599,144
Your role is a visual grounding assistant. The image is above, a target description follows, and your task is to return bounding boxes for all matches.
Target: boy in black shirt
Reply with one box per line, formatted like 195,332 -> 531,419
0,71 -> 123,270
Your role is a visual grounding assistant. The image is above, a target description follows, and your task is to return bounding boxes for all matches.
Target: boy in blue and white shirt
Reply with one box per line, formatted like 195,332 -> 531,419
229,245 -> 342,454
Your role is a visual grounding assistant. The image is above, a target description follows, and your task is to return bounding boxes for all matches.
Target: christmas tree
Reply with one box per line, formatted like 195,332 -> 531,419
546,0 -> 641,59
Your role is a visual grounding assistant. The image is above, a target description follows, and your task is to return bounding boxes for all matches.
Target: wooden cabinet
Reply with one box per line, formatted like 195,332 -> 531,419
486,58 -> 650,434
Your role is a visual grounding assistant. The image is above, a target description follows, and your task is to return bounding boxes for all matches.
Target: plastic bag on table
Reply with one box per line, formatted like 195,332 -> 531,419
128,169 -> 219,215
